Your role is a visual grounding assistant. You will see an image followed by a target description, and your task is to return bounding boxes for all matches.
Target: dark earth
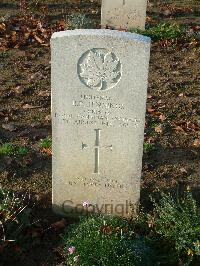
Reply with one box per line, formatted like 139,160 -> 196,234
0,0 -> 199,265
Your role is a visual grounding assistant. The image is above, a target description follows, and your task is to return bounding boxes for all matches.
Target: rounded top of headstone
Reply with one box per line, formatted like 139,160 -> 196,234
51,29 -> 151,44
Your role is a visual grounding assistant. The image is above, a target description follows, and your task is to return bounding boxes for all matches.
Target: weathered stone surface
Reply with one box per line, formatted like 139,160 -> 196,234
51,29 -> 150,217
101,0 -> 147,30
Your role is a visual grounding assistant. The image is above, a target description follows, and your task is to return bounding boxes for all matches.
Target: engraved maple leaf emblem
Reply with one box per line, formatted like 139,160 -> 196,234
79,49 -> 122,91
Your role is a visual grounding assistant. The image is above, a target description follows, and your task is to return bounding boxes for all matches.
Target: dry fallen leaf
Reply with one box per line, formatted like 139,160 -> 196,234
22,153 -> 33,166
162,9 -> 172,16
147,137 -> 155,143
22,104 -> 40,109
147,108 -> 155,114
193,139 -> 200,147
45,115 -> 51,122
42,148 -> 52,155
58,20 -> 65,28
180,167 -> 188,174
52,246 -> 65,259
175,126 -> 185,132
147,94 -> 152,99
13,85 -> 24,95
52,219 -> 67,231
155,125 -> 163,134
2,123 -> 17,132
38,90 -> 51,97
0,23 -> 6,31
0,111 -> 5,118
186,122 -> 198,130
174,121 -> 199,132
159,114 -> 166,122
24,32 -> 30,40
33,33 -> 44,44
10,31 -> 17,44
100,225 -> 113,235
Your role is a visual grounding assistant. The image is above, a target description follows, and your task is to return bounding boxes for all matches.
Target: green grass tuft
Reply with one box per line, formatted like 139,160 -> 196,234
40,137 -> 52,149
62,191 -> 200,265
0,143 -> 29,156
132,23 -> 184,41
63,215 -> 155,266
143,142 -> 155,153
0,188 -> 31,262
0,143 -> 15,156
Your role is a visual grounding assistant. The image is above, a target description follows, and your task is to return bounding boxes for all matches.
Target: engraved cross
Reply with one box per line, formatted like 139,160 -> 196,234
82,129 -> 112,174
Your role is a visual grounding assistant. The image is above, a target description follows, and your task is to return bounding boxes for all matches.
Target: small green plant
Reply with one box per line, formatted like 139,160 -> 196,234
0,188 -> 31,260
63,215 -> 154,266
40,137 -> 52,149
0,143 -> 29,157
151,122 -> 160,129
0,143 -> 15,156
147,189 -> 200,265
143,142 -> 155,153
0,51 -> 10,59
16,146 -> 29,156
63,191 -> 200,265
132,23 -> 184,41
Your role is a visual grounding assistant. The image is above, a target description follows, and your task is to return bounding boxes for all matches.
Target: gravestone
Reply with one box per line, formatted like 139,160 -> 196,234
51,29 -> 150,217
101,0 -> 148,30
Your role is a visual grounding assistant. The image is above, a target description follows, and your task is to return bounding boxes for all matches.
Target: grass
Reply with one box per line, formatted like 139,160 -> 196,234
132,23 -> 184,41
63,215 -> 154,266
63,190 -> 200,266
40,137 -> 52,149
143,142 -> 155,153
0,143 -> 29,157
0,51 -> 10,59
0,188 -> 31,262
147,189 -> 200,265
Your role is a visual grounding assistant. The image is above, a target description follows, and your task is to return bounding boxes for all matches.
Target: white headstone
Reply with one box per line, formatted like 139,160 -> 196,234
101,0 -> 148,30
51,29 -> 150,217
